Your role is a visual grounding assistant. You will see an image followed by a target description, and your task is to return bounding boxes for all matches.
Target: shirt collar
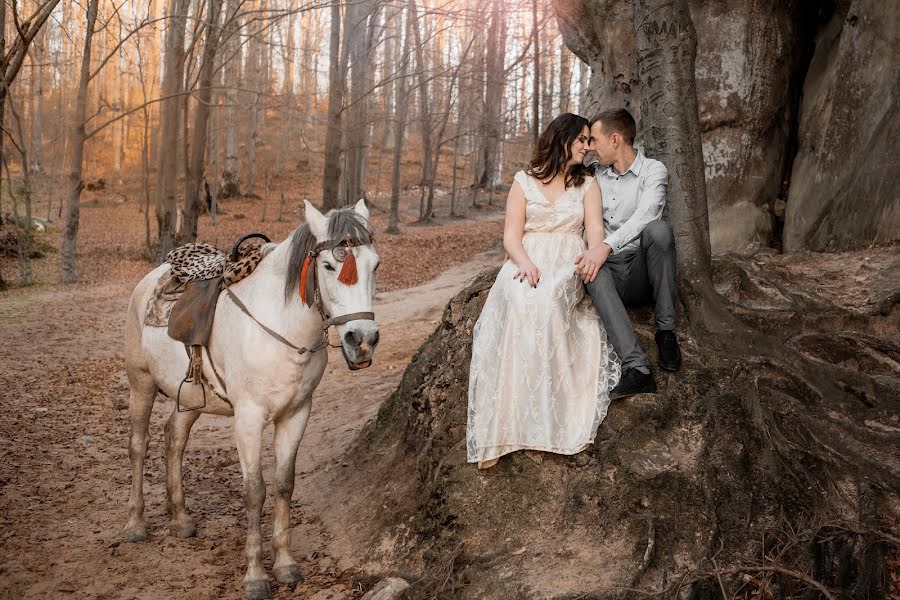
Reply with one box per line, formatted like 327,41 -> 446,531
603,148 -> 644,177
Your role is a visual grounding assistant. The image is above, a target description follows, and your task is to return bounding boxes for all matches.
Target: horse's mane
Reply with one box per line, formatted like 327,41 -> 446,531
283,207 -> 374,303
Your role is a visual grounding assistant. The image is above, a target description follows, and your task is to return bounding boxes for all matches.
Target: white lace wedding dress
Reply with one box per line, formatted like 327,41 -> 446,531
467,170 -> 621,468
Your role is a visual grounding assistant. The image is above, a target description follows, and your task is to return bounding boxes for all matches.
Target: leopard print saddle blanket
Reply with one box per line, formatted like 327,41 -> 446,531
145,240 -> 266,327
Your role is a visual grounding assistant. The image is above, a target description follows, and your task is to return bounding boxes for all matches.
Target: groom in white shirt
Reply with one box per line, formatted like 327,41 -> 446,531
575,108 -> 681,400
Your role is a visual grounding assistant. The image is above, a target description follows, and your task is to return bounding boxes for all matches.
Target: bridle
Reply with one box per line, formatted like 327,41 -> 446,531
225,233 -> 375,357
300,234 -> 376,338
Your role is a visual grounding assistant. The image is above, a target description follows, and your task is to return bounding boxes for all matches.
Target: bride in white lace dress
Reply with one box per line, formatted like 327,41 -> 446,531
468,113 -> 621,469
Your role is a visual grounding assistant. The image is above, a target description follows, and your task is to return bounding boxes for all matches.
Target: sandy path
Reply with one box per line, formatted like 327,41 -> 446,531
0,246 -> 503,600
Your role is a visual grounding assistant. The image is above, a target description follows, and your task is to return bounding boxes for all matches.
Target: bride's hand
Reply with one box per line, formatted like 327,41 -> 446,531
513,261 -> 541,287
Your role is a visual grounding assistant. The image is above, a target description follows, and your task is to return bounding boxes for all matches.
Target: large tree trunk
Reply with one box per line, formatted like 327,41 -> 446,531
60,0 -> 100,283
634,0 -> 711,286
179,0 -> 223,244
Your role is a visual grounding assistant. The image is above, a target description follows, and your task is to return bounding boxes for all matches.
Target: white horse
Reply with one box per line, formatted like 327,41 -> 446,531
123,200 -> 379,600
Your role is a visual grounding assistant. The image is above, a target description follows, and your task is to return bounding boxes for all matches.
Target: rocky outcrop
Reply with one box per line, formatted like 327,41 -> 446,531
783,0 -> 900,252
692,0 -> 808,253
556,0 -> 898,253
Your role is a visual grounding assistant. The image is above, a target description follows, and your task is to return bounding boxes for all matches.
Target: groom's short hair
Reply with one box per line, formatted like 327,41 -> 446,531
590,109 -> 636,146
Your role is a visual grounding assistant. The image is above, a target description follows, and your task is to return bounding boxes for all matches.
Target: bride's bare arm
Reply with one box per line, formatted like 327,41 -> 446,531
583,180 -> 606,249
503,181 -> 540,287
576,179 -> 611,283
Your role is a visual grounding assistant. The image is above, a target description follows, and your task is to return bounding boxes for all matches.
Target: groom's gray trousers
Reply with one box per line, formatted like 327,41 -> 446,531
585,220 -> 677,372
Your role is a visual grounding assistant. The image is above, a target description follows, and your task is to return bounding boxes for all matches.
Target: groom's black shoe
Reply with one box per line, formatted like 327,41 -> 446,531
655,330 -> 682,371
609,368 -> 657,401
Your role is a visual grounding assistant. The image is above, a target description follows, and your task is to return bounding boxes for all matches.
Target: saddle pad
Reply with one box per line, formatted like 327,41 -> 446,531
145,269 -> 186,327
166,243 -> 226,283
166,242 -> 264,285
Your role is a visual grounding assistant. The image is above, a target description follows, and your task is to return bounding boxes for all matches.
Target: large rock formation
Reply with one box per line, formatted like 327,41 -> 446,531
783,0 -> 900,252
556,0 -> 900,253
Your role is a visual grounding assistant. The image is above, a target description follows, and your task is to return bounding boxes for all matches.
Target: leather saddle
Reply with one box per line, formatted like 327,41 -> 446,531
167,276 -> 223,346
166,233 -> 270,347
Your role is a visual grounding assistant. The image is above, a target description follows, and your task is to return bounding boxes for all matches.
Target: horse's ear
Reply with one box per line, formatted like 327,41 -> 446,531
304,200 -> 327,240
354,198 -> 369,221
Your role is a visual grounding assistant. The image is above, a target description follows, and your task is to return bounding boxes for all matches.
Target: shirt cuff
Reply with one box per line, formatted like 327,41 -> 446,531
601,236 -> 619,254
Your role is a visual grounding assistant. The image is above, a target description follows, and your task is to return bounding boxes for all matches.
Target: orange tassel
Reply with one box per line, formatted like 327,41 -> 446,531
338,250 -> 358,285
300,256 -> 312,303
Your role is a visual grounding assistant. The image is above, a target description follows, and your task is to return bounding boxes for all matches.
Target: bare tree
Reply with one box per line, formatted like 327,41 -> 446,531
180,0 -> 225,243
60,0 -> 101,283
387,1 -> 412,234
321,0 -> 344,209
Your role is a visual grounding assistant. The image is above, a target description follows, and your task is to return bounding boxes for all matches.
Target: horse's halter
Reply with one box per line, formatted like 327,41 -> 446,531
299,235 -> 375,332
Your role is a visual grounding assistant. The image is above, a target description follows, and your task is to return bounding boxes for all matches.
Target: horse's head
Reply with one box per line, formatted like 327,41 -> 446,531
291,199 -> 380,370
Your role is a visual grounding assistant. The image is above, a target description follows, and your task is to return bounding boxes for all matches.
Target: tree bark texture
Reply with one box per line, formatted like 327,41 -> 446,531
633,0 -> 712,288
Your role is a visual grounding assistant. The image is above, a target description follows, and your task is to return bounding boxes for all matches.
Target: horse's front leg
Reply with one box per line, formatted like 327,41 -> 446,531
234,408 -> 271,600
272,398 -> 313,585
164,407 -> 201,538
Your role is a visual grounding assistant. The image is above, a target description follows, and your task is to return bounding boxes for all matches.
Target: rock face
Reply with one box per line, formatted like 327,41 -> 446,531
783,0 -> 900,252
692,0 -> 808,253
556,0 -> 899,253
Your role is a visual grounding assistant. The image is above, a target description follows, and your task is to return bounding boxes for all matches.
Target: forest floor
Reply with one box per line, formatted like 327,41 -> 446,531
0,186 -> 506,599
0,182 -> 897,598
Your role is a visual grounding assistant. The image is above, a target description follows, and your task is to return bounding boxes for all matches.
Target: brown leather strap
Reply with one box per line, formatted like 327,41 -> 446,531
322,312 -> 375,328
225,289 -> 327,355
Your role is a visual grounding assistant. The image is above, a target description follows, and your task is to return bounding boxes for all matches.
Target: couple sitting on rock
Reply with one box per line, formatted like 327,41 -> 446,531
467,109 -> 682,469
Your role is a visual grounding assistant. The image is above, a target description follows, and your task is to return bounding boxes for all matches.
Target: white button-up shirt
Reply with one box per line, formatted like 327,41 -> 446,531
592,149 -> 669,254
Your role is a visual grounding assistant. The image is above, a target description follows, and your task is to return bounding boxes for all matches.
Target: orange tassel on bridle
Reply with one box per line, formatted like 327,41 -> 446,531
299,255 -> 313,305
338,250 -> 358,285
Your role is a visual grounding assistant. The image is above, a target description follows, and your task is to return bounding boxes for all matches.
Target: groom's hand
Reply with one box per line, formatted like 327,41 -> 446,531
575,243 -> 611,284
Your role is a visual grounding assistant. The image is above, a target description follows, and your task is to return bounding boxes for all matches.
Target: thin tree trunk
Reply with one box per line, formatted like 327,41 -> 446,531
387,4 -> 412,234
321,0 -> 344,209
221,1 -> 241,197
559,46 -> 572,113
155,0 -> 189,260
283,2 -> 296,97
478,0 -> 507,189
408,0 -> 434,222
29,27 -> 45,174
180,0 -> 223,243
60,0 -> 100,283
531,0 -> 540,143
343,0 -> 375,206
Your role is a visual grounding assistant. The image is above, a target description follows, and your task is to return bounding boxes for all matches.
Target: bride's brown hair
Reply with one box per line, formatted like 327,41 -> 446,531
527,113 -> 593,188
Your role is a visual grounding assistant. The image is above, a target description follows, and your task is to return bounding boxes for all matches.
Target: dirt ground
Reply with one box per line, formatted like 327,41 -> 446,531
0,190 -> 505,599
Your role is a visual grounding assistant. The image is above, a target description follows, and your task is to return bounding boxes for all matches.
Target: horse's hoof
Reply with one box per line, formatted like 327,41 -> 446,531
244,580 -> 272,600
124,526 -> 147,543
170,519 -> 197,539
274,564 -> 303,585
